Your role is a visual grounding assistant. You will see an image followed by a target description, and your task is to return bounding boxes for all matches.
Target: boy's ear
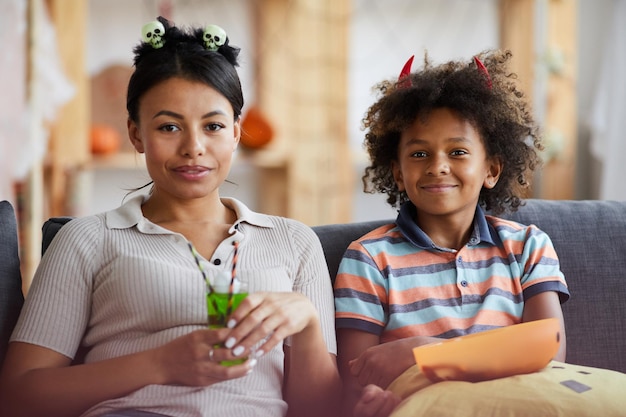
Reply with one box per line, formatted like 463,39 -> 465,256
484,156 -> 503,189
392,160 -> 406,192
127,119 -> 145,154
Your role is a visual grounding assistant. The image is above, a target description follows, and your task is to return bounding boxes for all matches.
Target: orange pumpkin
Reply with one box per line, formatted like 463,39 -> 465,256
90,123 -> 121,155
240,106 -> 274,149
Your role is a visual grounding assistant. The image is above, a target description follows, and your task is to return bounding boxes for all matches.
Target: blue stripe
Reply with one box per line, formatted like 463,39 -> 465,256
336,318 -> 383,335
334,287 -> 383,306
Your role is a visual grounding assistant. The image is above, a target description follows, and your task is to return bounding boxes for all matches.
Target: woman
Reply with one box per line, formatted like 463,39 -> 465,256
0,17 -> 340,417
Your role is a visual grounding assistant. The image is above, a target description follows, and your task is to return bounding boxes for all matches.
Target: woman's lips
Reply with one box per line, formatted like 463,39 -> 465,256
173,165 -> 211,180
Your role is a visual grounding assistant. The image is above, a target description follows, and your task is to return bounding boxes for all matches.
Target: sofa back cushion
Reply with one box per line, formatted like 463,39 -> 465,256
39,199 -> 626,373
501,199 -> 626,373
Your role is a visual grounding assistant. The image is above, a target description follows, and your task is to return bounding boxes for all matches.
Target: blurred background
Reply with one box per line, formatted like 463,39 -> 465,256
1,0 -> 624,284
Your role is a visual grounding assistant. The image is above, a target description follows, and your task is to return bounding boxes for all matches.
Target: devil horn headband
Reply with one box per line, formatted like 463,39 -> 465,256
397,55 -> 493,90
398,55 -> 415,88
473,56 -> 492,89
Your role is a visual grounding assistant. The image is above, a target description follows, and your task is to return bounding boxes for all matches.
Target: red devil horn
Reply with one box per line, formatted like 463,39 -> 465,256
474,56 -> 492,89
398,55 -> 414,88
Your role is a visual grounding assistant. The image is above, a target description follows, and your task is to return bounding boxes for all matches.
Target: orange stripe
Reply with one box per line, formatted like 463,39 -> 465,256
389,283 -> 462,304
376,250 -> 456,270
335,275 -> 388,304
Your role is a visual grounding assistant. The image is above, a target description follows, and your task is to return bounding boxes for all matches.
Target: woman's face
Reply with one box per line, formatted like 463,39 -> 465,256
392,107 -> 501,223
128,77 -> 240,202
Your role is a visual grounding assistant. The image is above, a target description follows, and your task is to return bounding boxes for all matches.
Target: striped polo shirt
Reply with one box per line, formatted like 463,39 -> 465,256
334,202 -> 569,343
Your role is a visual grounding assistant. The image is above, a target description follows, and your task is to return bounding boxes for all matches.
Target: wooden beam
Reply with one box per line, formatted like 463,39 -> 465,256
499,0 -> 577,200
499,0 -> 535,104
255,0 -> 352,225
46,0 -> 90,216
540,0 -> 577,199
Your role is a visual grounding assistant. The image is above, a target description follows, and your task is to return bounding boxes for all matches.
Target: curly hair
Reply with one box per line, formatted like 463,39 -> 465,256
361,50 -> 542,215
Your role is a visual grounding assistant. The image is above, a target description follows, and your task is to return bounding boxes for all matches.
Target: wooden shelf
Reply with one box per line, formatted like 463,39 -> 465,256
236,147 -> 288,169
89,152 -> 146,170
88,149 -> 287,171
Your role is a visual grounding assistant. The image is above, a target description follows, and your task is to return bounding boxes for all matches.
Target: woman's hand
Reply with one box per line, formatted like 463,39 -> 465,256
152,327 -> 255,386
220,292 -> 320,358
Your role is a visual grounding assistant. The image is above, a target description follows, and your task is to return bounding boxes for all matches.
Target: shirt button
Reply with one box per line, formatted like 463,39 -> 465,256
213,259 -> 221,265
461,280 -> 468,287
457,257 -> 463,263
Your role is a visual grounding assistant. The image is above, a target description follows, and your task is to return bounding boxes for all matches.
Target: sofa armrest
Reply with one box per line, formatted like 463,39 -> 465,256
0,201 -> 24,365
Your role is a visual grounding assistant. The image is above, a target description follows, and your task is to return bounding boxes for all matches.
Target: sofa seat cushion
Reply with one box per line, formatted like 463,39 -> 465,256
388,361 -> 626,417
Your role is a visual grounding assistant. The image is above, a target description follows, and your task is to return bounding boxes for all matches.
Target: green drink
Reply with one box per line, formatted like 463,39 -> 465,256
206,286 -> 248,366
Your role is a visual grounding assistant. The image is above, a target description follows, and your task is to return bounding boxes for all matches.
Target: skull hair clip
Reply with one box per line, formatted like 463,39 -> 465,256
142,20 -> 166,49
203,24 -> 227,51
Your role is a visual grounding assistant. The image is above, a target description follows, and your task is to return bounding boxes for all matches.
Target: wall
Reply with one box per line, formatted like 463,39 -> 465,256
85,0 -> 615,222
348,0 -> 499,221
86,0 -> 257,214
86,0 -> 500,222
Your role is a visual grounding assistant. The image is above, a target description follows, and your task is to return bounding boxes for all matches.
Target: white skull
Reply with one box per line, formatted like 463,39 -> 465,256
142,21 -> 166,49
203,24 -> 227,51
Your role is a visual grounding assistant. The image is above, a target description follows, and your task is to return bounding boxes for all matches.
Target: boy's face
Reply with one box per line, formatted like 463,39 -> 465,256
392,107 -> 501,223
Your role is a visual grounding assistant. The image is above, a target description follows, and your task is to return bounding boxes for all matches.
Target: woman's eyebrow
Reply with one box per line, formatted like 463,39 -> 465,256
152,110 -> 227,119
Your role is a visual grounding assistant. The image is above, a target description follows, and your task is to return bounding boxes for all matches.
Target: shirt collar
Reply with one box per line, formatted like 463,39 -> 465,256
105,194 -> 275,232
395,202 -> 496,250
221,197 -> 275,231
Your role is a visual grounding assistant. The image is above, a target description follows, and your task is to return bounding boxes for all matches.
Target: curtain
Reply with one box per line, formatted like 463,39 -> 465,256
0,0 -> 74,205
589,0 -> 626,201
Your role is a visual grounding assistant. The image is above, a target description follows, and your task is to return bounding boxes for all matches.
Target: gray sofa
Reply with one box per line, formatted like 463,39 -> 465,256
1,199 -> 625,374
313,199 -> 626,374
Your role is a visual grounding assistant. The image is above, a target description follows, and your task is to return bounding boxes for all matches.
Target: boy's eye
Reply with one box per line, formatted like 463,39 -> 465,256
410,151 -> 427,158
451,149 -> 468,156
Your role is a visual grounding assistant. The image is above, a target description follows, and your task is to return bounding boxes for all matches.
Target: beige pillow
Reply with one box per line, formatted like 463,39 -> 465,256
388,361 -> 626,417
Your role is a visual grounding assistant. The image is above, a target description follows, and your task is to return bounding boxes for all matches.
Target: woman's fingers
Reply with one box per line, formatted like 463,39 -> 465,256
222,292 -> 317,356
155,329 -> 255,386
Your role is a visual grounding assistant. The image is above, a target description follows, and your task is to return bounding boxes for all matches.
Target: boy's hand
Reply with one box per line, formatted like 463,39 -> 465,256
348,339 -> 416,389
354,384 -> 401,417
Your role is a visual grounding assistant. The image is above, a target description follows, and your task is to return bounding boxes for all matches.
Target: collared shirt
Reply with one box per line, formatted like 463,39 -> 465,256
12,194 -> 336,417
334,202 -> 569,343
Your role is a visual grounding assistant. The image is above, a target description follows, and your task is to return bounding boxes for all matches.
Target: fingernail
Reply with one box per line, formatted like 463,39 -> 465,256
254,349 -> 264,358
225,337 -> 236,349
232,345 -> 245,356
248,359 -> 257,368
227,319 -> 237,329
